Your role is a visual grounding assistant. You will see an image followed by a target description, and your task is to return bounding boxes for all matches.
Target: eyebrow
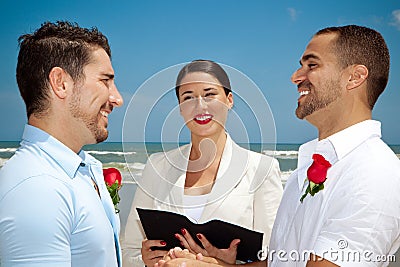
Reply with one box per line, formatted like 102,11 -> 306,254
180,90 -> 193,96
299,53 -> 321,65
102,73 -> 115,79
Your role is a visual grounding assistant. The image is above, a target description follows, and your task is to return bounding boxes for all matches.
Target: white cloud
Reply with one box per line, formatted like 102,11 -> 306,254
287,7 -> 298,21
390,9 -> 400,30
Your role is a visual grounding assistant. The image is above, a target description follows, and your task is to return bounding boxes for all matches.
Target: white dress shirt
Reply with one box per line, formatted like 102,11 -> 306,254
269,120 -> 400,267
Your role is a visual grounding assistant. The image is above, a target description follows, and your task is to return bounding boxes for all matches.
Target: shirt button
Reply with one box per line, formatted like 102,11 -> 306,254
80,162 -> 86,167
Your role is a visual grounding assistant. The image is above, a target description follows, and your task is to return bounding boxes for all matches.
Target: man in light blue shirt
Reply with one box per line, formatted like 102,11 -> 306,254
0,21 -> 124,266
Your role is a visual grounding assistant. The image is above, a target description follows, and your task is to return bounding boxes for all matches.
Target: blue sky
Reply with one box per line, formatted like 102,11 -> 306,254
1,0 -> 399,144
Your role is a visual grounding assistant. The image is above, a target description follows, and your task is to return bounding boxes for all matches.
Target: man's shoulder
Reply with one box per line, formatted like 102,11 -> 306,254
332,137 -> 400,202
368,137 -> 399,160
0,145 -> 72,200
351,137 -> 400,170
0,145 -> 44,177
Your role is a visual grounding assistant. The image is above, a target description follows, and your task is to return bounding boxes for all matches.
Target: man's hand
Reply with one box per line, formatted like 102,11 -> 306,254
164,247 -> 197,261
155,247 -> 223,267
175,229 -> 240,264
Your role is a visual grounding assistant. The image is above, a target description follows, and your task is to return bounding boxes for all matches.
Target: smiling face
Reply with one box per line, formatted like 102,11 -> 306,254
291,33 -> 344,121
69,48 -> 123,144
178,72 -> 233,139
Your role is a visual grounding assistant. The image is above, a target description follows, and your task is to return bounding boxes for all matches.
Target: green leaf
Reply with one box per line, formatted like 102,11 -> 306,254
106,181 -> 122,213
300,180 -> 326,202
310,183 -> 324,195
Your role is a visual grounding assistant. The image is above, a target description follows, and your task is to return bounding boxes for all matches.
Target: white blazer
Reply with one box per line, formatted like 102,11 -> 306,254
122,135 -> 283,266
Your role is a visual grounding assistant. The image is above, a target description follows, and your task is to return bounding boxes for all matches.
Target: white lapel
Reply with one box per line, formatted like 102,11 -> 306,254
153,144 -> 190,213
200,135 -> 249,221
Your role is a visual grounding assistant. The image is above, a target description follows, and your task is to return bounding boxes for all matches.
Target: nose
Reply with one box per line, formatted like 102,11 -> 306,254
109,83 -> 124,107
198,96 -> 208,109
196,96 -> 207,109
291,67 -> 306,85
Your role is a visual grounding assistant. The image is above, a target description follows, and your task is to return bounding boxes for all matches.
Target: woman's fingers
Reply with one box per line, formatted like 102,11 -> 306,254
175,229 -> 206,255
195,234 -> 240,264
142,239 -> 168,266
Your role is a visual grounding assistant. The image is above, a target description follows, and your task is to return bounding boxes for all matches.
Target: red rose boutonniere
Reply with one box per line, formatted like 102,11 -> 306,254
300,154 -> 332,203
103,168 -> 122,213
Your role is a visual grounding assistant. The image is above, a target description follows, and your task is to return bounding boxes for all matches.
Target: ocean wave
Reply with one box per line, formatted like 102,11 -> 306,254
129,162 -> 146,170
102,162 -> 129,170
102,162 -> 146,171
262,150 -> 298,159
87,151 -> 136,156
0,148 -> 17,153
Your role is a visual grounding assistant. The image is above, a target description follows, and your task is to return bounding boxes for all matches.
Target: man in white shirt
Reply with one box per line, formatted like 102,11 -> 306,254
267,24 -> 400,267
156,25 -> 400,267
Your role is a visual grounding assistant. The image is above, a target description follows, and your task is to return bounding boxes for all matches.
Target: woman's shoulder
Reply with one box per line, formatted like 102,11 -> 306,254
147,144 -> 191,166
231,141 -> 278,165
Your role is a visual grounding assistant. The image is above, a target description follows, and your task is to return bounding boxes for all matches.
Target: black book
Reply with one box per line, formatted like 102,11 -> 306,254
136,208 -> 263,262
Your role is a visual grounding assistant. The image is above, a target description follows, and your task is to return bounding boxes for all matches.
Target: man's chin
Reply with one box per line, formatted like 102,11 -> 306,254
96,135 -> 108,144
295,109 -> 306,120
296,105 -> 317,120
95,129 -> 108,143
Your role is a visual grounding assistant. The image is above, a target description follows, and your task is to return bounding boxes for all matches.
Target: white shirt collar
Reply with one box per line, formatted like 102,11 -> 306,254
22,124 -> 84,178
297,120 -> 382,190
327,120 -> 381,160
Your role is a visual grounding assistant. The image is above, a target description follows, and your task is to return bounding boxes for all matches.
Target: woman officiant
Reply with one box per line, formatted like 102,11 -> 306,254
122,60 -> 283,266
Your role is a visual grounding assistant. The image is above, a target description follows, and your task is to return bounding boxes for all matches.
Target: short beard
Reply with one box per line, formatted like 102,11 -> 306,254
69,87 -> 108,144
295,79 -> 341,119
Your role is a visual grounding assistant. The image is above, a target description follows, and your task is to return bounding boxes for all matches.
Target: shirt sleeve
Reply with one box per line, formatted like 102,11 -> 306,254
0,175 -> 74,266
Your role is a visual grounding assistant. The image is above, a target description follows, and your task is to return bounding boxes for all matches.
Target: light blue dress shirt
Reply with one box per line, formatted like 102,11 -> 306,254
0,125 -> 121,267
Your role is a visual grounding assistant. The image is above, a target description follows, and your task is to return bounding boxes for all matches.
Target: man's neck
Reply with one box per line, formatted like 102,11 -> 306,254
306,102 -> 372,140
28,115 -> 86,153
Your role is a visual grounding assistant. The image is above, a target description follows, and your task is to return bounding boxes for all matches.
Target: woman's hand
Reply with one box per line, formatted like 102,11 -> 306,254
175,228 -> 240,264
141,239 -> 168,267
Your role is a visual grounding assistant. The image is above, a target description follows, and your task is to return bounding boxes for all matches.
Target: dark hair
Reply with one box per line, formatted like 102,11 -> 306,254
175,60 -> 231,100
316,25 -> 390,109
16,21 -> 111,117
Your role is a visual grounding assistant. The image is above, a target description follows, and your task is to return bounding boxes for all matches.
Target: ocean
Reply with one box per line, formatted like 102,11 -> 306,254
1,141 -> 399,183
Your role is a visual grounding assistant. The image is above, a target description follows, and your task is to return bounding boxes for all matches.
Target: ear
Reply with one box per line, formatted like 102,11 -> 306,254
227,92 -> 234,109
48,67 -> 70,99
347,65 -> 368,90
